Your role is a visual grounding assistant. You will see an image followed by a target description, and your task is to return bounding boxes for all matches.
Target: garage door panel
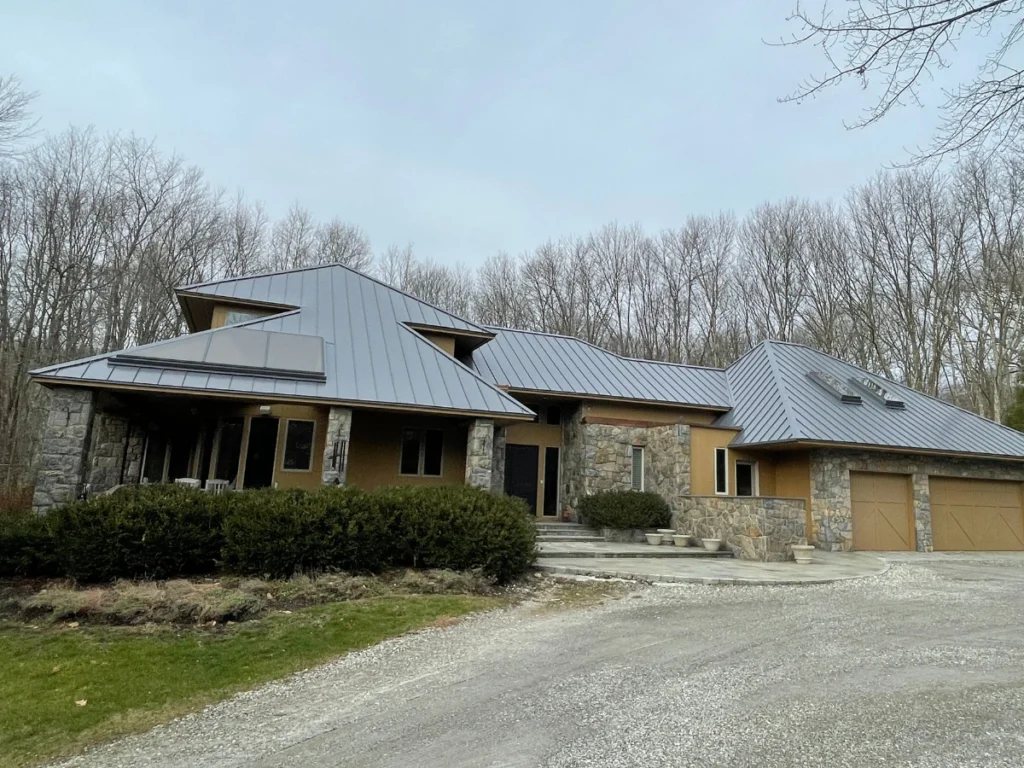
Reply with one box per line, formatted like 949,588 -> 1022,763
931,477 -> 1024,551
851,472 -> 914,551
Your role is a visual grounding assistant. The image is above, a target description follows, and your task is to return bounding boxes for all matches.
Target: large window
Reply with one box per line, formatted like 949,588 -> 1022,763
715,447 -> 728,495
282,419 -> 316,471
631,446 -> 645,491
399,428 -> 444,476
214,417 -> 244,485
736,461 -> 756,497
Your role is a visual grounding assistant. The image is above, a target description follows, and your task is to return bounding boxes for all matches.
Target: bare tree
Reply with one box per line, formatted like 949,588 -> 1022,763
782,1 -> 1024,161
0,75 -> 37,157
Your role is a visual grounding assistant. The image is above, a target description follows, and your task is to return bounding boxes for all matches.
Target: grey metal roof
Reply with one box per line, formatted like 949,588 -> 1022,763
472,327 -> 733,409
32,265 -> 533,419
717,340 -> 1024,458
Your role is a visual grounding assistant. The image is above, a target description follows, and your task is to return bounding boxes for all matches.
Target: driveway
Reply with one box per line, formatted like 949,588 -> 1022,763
58,556 -> 1024,768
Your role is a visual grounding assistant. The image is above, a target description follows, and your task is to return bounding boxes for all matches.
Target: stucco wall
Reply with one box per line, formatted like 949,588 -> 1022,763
810,449 -> 1024,551
346,410 -> 467,490
675,495 -> 807,561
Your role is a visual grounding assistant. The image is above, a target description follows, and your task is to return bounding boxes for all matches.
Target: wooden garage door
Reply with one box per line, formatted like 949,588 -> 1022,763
850,472 -> 914,551
930,477 -> 1024,551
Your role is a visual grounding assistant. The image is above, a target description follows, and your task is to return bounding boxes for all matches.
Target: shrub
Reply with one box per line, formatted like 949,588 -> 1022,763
48,485 -> 227,582
578,490 -> 671,530
0,510 -> 57,578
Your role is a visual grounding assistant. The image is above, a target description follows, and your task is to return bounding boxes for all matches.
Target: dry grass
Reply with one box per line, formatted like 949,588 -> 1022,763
2,569 -> 496,627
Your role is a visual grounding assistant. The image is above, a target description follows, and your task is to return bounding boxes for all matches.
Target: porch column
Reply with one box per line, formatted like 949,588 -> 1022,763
465,418 -> 494,489
32,386 -> 95,514
491,424 -> 507,494
321,406 -> 353,485
85,409 -> 133,494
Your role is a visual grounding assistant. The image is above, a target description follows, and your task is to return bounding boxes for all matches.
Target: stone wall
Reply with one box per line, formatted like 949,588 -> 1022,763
675,495 -> 807,561
32,387 -> 95,514
85,410 -> 131,493
561,405 -> 691,520
810,449 -> 1024,551
465,418 -> 494,489
491,424 -> 507,494
321,407 -> 353,485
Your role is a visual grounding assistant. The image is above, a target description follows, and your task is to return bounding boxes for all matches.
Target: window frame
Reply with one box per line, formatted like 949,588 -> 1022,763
280,418 -> 316,472
398,427 -> 445,477
630,445 -> 645,492
714,447 -> 728,495
735,460 -> 757,497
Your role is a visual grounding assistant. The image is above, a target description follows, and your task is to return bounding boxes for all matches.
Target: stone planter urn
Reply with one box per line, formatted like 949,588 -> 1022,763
701,538 -> 722,552
672,534 -> 691,547
645,532 -> 663,546
657,528 -> 675,544
791,542 -> 815,565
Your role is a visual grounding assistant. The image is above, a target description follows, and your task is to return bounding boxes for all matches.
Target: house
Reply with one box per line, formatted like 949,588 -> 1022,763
29,264 -> 1024,557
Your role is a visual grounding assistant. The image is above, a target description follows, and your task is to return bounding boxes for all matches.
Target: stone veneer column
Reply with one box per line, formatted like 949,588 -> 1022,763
32,387 -> 95,514
85,410 -> 132,494
122,426 -> 147,485
490,424 -> 507,494
465,418 -> 494,489
321,406 -> 353,485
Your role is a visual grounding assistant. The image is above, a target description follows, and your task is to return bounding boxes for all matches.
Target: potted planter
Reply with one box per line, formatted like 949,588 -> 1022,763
701,537 -> 722,552
792,538 -> 815,565
672,534 -> 691,547
657,528 -> 675,544
644,532 -> 663,546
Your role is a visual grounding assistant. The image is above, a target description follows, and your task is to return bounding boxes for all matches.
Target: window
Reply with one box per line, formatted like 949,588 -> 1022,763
282,419 -> 315,471
399,428 -> 444,476
546,406 -> 562,425
142,434 -> 168,483
736,461 -> 756,497
631,446 -> 644,491
223,309 -> 264,326
715,447 -> 728,494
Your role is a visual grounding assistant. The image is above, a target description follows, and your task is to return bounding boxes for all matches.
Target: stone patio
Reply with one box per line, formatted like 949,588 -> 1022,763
536,549 -> 887,585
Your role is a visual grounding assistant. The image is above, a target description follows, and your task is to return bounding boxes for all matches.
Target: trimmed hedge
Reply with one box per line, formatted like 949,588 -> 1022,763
0,484 -> 536,584
578,490 -> 671,530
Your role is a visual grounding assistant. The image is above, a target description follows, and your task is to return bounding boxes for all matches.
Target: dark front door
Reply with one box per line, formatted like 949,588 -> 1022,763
504,443 -> 539,515
244,418 -> 279,489
543,446 -> 559,517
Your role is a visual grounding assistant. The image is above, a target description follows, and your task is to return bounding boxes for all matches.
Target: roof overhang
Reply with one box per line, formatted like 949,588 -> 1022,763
29,376 -> 537,422
175,290 -> 298,332
502,386 -> 732,412
403,322 -> 495,354
730,439 -> 1024,463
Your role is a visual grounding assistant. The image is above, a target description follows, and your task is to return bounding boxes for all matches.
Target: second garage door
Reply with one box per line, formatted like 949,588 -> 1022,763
850,472 -> 914,551
930,477 -> 1024,551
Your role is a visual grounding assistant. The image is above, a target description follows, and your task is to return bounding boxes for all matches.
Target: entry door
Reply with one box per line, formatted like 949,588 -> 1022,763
505,444 -> 539,515
850,472 -> 914,550
244,418 -> 279,489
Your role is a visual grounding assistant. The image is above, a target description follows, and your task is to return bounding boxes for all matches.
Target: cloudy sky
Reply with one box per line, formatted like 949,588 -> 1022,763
1,1 -> 984,265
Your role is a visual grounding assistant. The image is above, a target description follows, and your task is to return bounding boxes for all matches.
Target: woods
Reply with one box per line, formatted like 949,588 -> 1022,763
4,91 -> 1024,491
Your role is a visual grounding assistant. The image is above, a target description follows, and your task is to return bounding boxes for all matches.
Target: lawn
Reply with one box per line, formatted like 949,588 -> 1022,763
0,594 -> 502,768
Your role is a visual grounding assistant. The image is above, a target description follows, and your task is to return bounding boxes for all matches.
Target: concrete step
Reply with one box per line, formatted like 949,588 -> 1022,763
536,545 -> 733,559
537,535 -> 607,543
534,522 -> 587,530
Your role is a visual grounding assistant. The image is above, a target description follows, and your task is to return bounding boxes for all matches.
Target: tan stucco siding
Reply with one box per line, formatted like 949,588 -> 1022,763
689,426 -> 741,495
506,421 -> 561,447
583,402 -> 720,426
421,332 -> 456,356
729,449 -> 776,496
775,451 -> 811,505
347,411 -> 467,490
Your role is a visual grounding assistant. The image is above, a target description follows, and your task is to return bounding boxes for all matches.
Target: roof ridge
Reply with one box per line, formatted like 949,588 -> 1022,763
486,325 -> 728,373
759,340 -> 802,441
179,263 -> 337,291
396,325 -> 533,416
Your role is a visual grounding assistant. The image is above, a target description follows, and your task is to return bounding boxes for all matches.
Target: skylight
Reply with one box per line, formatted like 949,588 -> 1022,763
849,376 -> 906,409
808,371 -> 862,403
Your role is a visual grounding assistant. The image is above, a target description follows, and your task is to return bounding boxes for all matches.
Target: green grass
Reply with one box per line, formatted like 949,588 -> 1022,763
0,595 -> 502,768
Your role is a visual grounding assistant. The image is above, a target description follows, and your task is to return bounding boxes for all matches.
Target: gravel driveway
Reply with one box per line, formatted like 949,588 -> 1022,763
57,557 -> 1024,768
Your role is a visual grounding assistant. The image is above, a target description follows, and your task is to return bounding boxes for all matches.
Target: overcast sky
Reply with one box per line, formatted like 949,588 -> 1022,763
1,1 -> 984,266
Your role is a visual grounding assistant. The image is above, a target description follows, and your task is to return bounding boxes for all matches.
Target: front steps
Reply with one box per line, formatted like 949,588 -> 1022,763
535,522 -> 734,559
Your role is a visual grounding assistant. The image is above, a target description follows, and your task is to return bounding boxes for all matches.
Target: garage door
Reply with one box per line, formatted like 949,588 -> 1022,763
930,477 -> 1024,551
850,472 -> 914,551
